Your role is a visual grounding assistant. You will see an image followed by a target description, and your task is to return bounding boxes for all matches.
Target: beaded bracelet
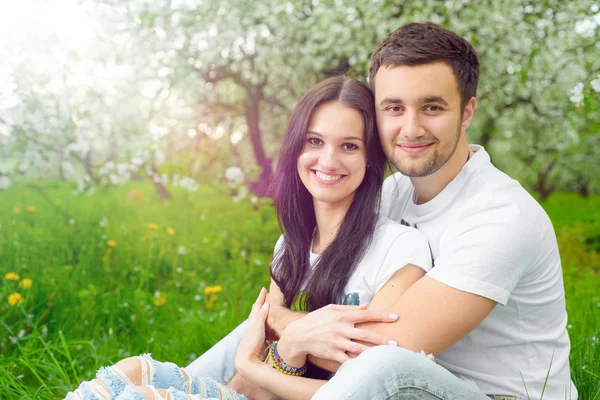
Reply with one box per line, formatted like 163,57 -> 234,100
268,341 -> 308,377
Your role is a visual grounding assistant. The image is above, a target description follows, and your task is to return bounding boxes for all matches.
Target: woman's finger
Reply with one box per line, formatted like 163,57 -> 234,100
326,303 -> 368,311
339,339 -> 371,355
344,309 -> 399,324
347,328 -> 396,346
249,287 -> 267,319
332,350 -> 352,365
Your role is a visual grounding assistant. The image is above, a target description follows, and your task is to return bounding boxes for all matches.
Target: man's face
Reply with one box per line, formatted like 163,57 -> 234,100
374,62 -> 473,177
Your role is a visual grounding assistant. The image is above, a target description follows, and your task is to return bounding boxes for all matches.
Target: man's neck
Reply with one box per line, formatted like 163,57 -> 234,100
410,143 -> 472,205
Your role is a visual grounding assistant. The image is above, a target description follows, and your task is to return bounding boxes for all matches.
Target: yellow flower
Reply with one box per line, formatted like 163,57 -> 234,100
153,296 -> 167,307
19,278 -> 32,289
204,285 -> 223,295
8,293 -> 24,306
205,294 -> 218,310
148,223 -> 159,230
167,227 -> 176,236
107,240 -> 117,247
13,207 -> 21,214
202,237 -> 209,244
26,206 -> 36,213
5,272 -> 20,281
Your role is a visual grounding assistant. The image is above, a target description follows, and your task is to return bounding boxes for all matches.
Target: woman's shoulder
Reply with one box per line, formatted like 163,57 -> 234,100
374,217 -> 427,244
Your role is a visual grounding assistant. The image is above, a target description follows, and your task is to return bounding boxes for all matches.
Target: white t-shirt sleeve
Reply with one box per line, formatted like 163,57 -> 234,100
427,194 -> 535,305
270,234 -> 285,274
372,224 -> 432,293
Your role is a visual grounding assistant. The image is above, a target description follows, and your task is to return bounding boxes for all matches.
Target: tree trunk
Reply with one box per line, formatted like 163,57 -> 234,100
577,179 -> 589,197
150,163 -> 172,200
536,161 -> 557,203
84,150 -> 100,184
245,87 -> 273,197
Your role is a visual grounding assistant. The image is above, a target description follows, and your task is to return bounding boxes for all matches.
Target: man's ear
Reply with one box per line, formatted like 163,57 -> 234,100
461,97 -> 477,131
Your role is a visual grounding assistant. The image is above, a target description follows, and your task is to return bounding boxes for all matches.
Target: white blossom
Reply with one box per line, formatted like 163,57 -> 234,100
0,176 -> 11,190
591,75 -> 600,93
225,166 -> 245,187
569,82 -> 584,104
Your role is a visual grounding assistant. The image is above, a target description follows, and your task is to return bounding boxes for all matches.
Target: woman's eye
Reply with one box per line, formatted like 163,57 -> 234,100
308,138 -> 323,146
343,143 -> 358,151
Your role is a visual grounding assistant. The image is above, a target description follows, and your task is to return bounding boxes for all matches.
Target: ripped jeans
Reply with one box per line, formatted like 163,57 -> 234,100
64,354 -> 247,400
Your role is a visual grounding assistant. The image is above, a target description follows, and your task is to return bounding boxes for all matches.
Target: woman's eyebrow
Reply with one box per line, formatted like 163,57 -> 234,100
307,131 -> 363,142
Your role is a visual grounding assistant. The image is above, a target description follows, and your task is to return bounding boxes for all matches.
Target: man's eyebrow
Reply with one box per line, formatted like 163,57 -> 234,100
378,97 -> 404,107
378,96 -> 450,107
306,131 -> 363,141
420,96 -> 449,106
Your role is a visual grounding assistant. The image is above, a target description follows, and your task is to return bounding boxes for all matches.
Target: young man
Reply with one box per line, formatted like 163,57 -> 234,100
189,23 -> 576,400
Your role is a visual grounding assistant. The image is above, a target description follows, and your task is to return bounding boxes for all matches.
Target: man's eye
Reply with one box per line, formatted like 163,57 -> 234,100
308,138 -> 323,146
386,106 -> 402,112
425,105 -> 442,112
342,143 -> 358,151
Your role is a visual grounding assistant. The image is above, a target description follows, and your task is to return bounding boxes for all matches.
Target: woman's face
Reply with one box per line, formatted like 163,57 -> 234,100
297,100 -> 367,208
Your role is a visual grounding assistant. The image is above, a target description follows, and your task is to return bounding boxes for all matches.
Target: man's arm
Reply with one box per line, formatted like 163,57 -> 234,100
305,269 -> 496,372
360,276 -> 496,353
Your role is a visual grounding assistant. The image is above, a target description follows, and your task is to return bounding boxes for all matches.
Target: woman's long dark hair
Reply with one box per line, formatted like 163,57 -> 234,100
270,76 -> 387,312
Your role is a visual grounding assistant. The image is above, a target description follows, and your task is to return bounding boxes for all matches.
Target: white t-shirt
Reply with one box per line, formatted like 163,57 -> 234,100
381,145 -> 576,400
272,218 -> 432,309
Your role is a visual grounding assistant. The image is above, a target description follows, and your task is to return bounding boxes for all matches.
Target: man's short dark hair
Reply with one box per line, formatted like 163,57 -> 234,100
369,22 -> 480,108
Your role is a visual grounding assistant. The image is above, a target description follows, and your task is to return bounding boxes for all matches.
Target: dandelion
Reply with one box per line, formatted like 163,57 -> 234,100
153,296 -> 167,307
107,240 -> 117,247
167,227 -> 176,236
204,285 -> 223,295
26,206 -> 36,213
19,278 -> 32,289
148,223 -> 159,230
99,216 -> 108,228
206,294 -> 218,310
202,237 -> 209,244
177,245 -> 187,255
8,293 -> 24,306
13,207 -> 20,214
5,272 -> 20,281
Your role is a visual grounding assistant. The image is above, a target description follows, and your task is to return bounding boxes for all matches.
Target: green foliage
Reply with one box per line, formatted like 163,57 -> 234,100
0,183 -> 279,399
0,185 -> 599,399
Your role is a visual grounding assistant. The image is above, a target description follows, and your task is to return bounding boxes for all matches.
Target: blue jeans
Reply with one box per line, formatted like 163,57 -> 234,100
65,354 -> 246,399
312,346 -> 491,400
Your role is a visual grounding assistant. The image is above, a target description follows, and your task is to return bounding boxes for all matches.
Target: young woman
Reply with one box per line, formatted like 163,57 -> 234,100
65,76 -> 432,400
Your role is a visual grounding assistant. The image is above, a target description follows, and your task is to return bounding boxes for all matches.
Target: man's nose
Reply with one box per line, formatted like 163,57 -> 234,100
401,111 -> 425,139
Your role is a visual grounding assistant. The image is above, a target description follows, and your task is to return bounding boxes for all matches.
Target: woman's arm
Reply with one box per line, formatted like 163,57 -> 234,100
237,360 -> 326,400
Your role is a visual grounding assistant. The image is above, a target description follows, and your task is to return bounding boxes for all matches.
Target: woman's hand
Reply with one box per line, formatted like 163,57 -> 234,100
277,303 -> 399,365
235,287 -> 271,377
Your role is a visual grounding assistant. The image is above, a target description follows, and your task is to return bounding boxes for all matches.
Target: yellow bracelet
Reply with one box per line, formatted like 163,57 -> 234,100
268,341 -> 308,377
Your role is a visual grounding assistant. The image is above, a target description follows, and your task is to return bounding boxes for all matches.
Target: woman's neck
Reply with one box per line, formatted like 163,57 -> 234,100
312,198 -> 352,254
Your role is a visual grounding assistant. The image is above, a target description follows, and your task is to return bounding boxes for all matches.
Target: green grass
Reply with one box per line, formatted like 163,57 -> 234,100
0,183 -> 598,399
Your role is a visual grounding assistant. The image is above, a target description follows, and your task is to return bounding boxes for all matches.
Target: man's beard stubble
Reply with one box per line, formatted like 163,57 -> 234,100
389,122 -> 462,178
